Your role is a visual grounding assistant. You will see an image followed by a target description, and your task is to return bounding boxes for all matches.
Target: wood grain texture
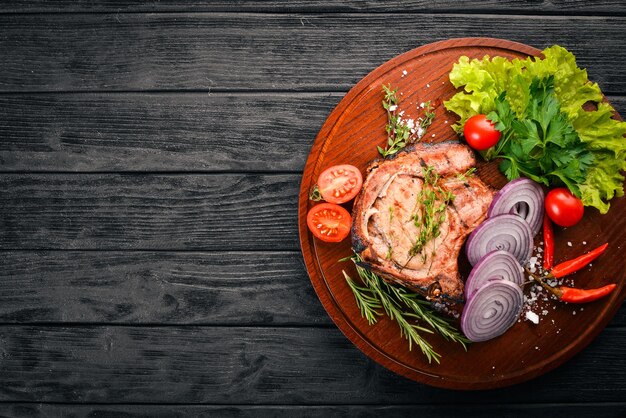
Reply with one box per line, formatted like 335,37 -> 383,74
1,1 -> 625,409
1,403 -> 625,418
0,174 -> 299,250
0,325 -> 625,404
0,250 -> 622,326
0,93 -> 341,172
2,1 -> 626,14
0,94 -> 624,172
0,251 -> 329,325
0,14 -> 625,92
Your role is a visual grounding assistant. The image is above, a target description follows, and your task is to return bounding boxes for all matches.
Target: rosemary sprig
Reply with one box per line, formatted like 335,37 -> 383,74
378,85 -> 436,158
343,255 -> 470,363
383,284 -> 469,349
343,271 -> 381,325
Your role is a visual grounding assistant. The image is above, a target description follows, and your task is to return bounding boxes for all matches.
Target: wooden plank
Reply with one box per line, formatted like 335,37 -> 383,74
0,325 -> 625,403
1,14 -> 625,93
1,403 -> 625,418
1,94 -> 624,172
0,174 -> 300,250
1,1 -> 625,14
0,93 -> 341,172
0,250 -> 622,326
0,251 -> 329,325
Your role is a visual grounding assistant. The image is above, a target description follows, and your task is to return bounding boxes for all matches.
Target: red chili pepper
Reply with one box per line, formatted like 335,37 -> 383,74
542,213 -> 554,271
527,269 -> 617,304
557,284 -> 617,303
549,243 -> 608,279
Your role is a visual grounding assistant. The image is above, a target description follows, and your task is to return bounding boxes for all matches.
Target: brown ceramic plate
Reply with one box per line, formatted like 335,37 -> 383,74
298,38 -> 626,389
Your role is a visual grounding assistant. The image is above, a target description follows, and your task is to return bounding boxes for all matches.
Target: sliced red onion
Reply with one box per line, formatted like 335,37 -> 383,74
464,250 -> 524,299
461,279 -> 523,342
465,214 -> 533,266
488,178 -> 544,236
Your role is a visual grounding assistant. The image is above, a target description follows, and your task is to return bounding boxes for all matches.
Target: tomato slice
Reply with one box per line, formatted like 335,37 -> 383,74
317,164 -> 363,204
307,203 -> 352,243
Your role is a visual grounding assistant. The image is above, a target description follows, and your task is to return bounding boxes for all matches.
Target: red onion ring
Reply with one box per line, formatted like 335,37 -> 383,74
464,250 -> 524,299
488,178 -> 544,236
461,279 -> 523,342
465,214 -> 533,266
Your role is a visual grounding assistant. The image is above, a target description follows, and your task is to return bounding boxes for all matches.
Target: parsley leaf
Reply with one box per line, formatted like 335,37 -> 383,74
444,45 -> 626,213
488,77 -> 594,197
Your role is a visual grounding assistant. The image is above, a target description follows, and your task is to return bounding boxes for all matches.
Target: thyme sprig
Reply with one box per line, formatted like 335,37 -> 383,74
420,100 -> 436,131
409,166 -> 454,262
456,167 -> 476,182
378,85 -> 436,158
343,255 -> 470,364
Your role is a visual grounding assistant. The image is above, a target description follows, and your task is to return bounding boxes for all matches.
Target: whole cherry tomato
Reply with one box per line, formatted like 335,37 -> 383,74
545,188 -> 584,227
463,114 -> 501,151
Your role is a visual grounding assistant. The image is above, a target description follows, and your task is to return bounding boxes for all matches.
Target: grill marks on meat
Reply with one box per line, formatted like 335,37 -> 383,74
351,142 -> 495,302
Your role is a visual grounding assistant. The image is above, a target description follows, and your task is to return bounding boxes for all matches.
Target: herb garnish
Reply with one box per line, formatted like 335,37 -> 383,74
444,46 -> 626,213
309,184 -> 323,201
378,85 -> 435,158
343,255 -> 469,364
456,167 -> 476,182
485,77 -> 594,197
420,101 -> 436,131
408,166 -> 454,262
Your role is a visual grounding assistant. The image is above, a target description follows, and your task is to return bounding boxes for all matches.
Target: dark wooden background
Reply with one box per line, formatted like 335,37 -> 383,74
1,1 -> 625,417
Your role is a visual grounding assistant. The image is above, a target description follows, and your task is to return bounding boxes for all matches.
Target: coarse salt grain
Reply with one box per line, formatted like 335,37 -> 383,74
567,241 -> 572,247
389,105 -> 397,112
402,70 -> 408,76
525,311 -> 539,324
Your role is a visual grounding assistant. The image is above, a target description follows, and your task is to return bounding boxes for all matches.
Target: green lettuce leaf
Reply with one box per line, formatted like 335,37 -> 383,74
444,45 -> 626,213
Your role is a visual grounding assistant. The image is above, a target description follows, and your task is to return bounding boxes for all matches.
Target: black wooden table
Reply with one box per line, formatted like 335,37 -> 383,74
1,2 -> 625,417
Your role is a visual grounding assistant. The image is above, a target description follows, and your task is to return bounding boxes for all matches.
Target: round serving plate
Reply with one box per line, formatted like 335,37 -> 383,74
298,38 -> 626,389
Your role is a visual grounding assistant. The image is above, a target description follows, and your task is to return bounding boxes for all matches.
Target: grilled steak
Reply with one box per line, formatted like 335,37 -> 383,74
351,141 -> 495,302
